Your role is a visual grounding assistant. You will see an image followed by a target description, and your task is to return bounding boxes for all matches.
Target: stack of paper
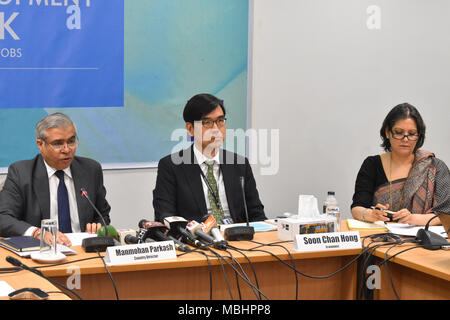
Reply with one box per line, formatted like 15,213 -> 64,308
347,219 -> 388,231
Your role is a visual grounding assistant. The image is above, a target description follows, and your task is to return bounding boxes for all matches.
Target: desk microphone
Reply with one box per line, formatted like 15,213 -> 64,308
223,177 -> 255,241
186,220 -> 215,245
416,214 -> 449,250
164,216 -> 207,249
80,187 -> 115,252
6,256 -> 83,300
121,228 -> 151,245
202,215 -> 227,249
139,219 -> 190,252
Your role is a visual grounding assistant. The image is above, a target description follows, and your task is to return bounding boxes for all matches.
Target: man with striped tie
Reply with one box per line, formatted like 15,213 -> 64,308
153,93 -> 266,225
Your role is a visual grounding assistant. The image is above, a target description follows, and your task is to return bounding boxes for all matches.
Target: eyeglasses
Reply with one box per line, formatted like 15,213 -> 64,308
45,138 -> 79,150
390,130 -> 419,141
198,117 -> 227,129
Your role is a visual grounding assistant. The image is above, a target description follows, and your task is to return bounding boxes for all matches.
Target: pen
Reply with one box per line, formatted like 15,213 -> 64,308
370,206 -> 395,214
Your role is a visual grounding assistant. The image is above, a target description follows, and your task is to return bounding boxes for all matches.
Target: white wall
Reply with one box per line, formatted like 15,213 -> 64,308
250,0 -> 450,221
103,168 -> 157,229
2,0 -> 449,229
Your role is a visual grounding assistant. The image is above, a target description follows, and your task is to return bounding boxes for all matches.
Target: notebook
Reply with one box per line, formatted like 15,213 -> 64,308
346,219 -> 388,231
0,236 -> 42,252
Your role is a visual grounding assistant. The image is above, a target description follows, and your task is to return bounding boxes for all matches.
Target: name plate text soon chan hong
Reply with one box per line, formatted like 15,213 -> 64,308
104,241 -> 177,266
293,231 -> 362,252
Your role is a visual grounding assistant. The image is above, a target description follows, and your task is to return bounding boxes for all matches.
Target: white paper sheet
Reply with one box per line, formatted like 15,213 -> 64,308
65,232 -> 97,246
385,223 -> 448,238
0,281 -> 15,297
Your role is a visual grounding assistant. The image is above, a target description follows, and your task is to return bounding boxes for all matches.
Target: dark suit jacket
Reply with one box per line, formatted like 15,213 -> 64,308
153,146 -> 266,223
0,154 -> 111,237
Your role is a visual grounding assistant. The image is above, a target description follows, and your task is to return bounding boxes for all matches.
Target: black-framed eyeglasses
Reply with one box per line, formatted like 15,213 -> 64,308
197,117 -> 227,129
44,137 -> 79,150
390,130 -> 419,141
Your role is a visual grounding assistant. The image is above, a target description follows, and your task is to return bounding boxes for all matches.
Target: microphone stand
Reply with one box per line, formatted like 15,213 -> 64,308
223,177 -> 255,241
80,188 -> 115,252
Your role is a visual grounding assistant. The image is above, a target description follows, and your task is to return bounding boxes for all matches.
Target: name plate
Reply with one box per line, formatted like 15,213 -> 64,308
104,241 -> 177,266
293,231 -> 362,252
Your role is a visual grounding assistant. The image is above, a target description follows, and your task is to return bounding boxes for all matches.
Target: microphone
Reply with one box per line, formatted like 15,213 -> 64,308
416,214 -> 449,250
6,256 -> 83,300
139,219 -> 190,252
164,216 -> 207,249
223,177 -> 255,241
202,215 -> 227,249
119,228 -> 151,245
425,214 -> 439,231
80,187 -> 115,252
186,220 -> 215,244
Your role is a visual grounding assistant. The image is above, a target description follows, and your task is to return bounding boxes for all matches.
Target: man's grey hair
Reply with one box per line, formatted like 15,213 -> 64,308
35,112 -> 77,140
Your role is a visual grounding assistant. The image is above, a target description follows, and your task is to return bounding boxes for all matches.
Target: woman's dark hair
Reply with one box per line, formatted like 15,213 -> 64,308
183,93 -> 225,123
380,103 -> 426,152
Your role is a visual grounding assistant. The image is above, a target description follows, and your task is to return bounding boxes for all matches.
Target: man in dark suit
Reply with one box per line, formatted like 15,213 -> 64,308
0,113 -> 111,246
153,93 -> 266,224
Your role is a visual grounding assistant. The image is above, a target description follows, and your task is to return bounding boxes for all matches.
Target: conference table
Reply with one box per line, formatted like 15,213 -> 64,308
369,241 -> 450,300
0,264 -> 71,300
0,221 -> 448,300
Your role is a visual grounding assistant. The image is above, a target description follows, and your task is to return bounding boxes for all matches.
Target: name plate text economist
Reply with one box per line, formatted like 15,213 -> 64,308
0,0 -> 124,108
293,231 -> 362,252
104,241 -> 177,266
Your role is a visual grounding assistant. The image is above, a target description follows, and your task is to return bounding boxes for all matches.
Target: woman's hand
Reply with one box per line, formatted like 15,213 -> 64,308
393,210 -> 439,226
366,203 -> 391,222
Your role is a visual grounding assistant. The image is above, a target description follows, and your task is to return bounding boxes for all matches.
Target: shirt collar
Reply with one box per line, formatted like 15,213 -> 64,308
193,144 -> 221,166
42,159 -> 73,180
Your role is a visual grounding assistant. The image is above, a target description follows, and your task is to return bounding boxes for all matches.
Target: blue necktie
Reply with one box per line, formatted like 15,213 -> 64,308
55,170 -> 72,233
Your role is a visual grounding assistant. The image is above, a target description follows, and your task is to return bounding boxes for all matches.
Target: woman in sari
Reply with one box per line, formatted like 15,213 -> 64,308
351,103 -> 450,226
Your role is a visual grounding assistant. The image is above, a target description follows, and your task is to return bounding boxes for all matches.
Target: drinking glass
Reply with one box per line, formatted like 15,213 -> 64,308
40,219 -> 58,256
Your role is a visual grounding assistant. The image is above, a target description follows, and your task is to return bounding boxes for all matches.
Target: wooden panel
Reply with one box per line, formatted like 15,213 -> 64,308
374,260 -> 450,300
53,255 -> 357,300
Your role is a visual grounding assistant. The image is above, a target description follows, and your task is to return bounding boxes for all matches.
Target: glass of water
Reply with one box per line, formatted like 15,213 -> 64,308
40,219 -> 58,256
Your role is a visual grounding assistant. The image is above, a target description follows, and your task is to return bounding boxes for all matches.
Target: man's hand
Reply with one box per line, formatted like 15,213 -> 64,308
86,223 -> 102,234
36,229 -> 72,247
56,231 -> 72,247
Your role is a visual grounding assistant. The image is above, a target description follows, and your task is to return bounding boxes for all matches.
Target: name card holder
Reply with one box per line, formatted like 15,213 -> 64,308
293,231 -> 362,252
104,240 -> 177,266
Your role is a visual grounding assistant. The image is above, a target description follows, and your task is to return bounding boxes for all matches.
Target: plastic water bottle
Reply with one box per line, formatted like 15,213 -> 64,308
324,191 -> 340,232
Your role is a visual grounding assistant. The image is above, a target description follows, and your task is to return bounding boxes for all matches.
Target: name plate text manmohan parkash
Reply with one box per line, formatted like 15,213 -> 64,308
104,241 -> 177,266
293,231 -> 362,252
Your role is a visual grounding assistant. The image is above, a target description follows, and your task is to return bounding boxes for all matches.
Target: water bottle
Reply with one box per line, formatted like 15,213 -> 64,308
324,191 -> 340,232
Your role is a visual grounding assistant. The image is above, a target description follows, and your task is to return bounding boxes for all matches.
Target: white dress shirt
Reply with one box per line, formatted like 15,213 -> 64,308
193,145 -> 230,219
24,160 -> 81,236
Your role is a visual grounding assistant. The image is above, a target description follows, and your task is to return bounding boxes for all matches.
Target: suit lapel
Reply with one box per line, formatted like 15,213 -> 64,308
181,146 -> 208,216
33,155 -> 51,220
70,157 -> 88,229
220,150 -> 235,219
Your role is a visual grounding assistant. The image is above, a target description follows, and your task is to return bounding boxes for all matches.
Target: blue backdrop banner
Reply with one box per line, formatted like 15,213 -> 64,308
0,0 -> 248,170
0,0 -> 124,109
